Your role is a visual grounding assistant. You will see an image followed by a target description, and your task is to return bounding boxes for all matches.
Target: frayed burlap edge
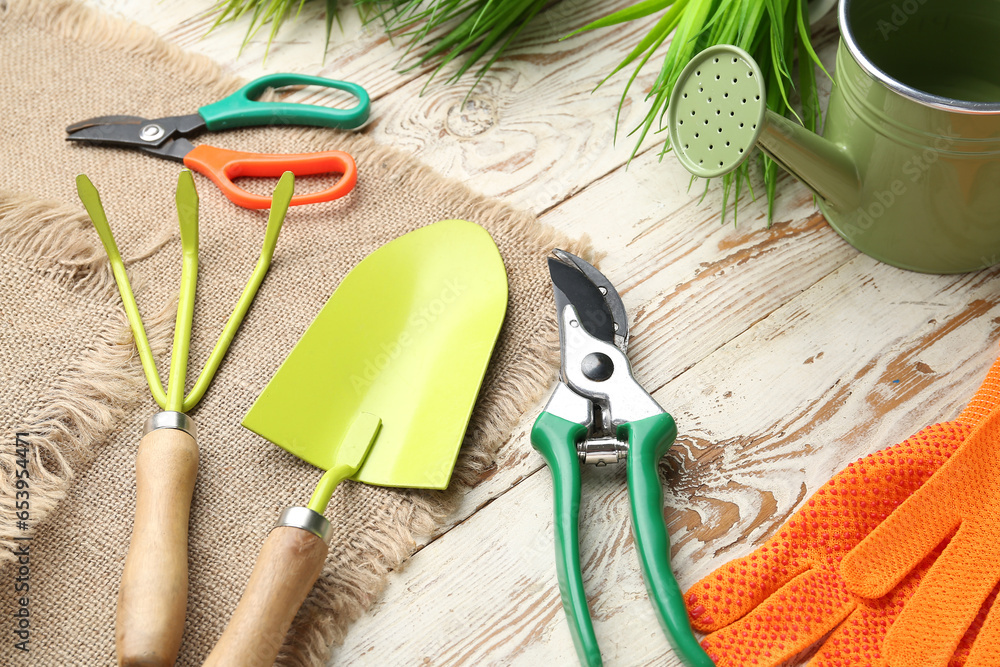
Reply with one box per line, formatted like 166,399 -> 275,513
5,1 -> 595,664
0,191 -> 176,566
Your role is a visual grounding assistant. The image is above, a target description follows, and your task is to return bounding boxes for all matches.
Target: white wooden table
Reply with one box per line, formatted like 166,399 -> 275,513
86,2 -> 1000,665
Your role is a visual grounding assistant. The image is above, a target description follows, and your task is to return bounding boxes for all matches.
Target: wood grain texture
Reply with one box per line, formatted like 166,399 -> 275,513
336,258 -> 1000,666
117,426 -> 198,667
203,526 -> 329,667
80,2 -> 1000,665
83,0 -> 680,213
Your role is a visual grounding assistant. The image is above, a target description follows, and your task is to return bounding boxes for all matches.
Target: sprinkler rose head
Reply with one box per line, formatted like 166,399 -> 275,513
668,44 -> 768,178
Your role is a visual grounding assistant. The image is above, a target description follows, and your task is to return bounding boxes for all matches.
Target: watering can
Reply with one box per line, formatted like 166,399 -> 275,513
668,0 -> 1000,274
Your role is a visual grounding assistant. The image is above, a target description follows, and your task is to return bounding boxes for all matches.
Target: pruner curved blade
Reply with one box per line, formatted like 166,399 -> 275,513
546,250 -> 628,352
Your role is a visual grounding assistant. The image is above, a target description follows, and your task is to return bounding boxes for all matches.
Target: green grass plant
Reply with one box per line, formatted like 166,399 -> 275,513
574,0 -> 828,224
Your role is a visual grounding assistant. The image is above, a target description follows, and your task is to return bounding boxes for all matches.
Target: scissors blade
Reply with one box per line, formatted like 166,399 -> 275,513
66,121 -> 149,145
65,113 -> 207,149
66,115 -> 147,133
548,251 -> 628,352
552,249 -> 628,345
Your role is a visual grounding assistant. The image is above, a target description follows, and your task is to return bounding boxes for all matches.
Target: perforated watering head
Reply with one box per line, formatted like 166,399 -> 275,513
667,45 -> 767,179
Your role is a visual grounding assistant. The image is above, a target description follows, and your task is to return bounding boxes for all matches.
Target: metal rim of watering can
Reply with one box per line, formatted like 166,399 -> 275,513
839,0 -> 1000,115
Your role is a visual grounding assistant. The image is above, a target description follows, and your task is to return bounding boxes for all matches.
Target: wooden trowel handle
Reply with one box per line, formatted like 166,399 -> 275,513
117,420 -> 199,667
204,521 -> 329,667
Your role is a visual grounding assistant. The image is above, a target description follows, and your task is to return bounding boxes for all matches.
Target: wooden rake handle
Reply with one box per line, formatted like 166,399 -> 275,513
117,416 -> 198,667
203,510 -> 330,667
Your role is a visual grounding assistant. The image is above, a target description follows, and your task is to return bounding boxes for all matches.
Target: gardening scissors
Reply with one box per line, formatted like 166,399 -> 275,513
531,250 -> 712,667
66,74 -> 368,209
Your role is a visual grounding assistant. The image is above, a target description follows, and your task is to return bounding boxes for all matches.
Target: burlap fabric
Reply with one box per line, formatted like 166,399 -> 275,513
0,1 -> 591,664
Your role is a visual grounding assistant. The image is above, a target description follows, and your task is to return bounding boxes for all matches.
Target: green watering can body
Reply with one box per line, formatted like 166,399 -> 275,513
811,40 -> 1000,274
670,0 -> 1000,274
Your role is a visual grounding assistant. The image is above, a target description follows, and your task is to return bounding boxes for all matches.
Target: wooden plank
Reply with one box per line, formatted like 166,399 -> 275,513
424,174 -> 858,544
85,0 -> 672,214
336,255 -> 1000,666
84,0 -> 838,216
400,26 -> 845,538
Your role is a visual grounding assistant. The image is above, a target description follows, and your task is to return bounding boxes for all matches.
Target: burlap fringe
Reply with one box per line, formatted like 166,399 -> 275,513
4,1 -> 595,663
0,191 -> 175,565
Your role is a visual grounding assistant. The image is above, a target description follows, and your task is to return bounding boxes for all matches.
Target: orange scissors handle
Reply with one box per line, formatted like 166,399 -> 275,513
183,144 -> 357,209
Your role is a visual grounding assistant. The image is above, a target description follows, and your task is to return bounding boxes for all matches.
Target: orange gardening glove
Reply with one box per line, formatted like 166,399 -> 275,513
683,357 -> 1000,667
841,404 -> 1000,666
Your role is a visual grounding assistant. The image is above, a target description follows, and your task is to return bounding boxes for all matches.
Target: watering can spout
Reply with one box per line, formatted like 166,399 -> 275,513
759,112 -> 860,211
667,44 -> 860,212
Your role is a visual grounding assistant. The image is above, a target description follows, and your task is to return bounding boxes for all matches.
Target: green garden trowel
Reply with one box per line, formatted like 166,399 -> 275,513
203,219 -> 508,667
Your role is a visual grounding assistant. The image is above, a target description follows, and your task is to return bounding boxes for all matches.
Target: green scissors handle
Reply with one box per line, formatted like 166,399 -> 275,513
531,411 -> 714,667
198,74 -> 370,131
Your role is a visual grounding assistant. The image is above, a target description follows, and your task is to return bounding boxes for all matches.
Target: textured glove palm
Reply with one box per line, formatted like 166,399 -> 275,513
841,405 -> 1000,666
682,359 -> 1000,666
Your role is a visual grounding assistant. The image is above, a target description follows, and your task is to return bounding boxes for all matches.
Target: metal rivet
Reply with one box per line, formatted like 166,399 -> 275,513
139,124 -> 165,142
582,353 -> 614,382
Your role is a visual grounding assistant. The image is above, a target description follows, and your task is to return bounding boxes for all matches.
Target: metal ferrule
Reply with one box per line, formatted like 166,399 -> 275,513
143,411 -> 197,439
274,507 -> 333,545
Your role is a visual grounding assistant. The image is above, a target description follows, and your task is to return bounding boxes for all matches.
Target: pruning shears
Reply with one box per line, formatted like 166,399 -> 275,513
531,250 -> 713,667
66,74 -> 368,209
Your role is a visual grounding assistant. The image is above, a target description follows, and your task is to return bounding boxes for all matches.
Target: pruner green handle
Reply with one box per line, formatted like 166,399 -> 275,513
620,414 -> 714,667
532,411 -> 714,667
530,411 -> 600,667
